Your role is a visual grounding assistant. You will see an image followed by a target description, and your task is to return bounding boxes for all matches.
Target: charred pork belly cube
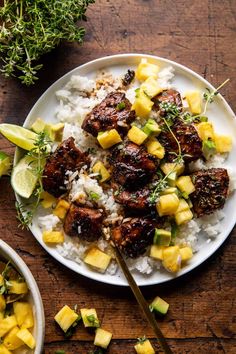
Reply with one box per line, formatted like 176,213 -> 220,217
64,204 -> 103,241
43,137 -> 89,197
82,91 -> 136,137
153,89 -> 183,115
113,184 -> 151,212
191,168 -> 229,217
158,120 -> 202,162
111,218 -> 156,258
110,141 -> 158,189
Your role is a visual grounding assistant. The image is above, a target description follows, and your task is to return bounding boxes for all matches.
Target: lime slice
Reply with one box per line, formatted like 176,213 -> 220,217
0,151 -> 11,176
0,124 -> 38,151
11,156 -> 38,198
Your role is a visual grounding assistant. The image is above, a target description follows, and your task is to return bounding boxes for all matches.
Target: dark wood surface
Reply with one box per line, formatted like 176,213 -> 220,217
0,1 -> 236,353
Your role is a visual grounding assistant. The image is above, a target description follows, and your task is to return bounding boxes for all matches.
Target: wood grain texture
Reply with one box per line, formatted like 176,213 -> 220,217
0,0 -> 236,353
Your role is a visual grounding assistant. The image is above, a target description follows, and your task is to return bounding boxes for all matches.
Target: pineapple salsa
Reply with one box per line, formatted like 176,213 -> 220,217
0,260 -> 35,353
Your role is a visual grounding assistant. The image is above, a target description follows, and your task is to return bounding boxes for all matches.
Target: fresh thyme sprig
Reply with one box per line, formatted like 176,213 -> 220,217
0,0 -> 95,85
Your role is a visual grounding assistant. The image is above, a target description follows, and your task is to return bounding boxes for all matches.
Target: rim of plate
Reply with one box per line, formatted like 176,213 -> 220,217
14,53 -> 236,287
0,239 -> 45,353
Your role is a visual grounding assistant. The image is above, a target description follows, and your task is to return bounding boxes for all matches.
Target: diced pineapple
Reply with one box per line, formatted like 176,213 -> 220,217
146,138 -> 165,158
80,308 -> 100,328
175,198 -> 190,213
161,162 -> 185,176
162,246 -> 181,273
196,122 -> 215,140
31,117 -> 46,133
0,315 -> 17,337
136,58 -> 159,81
185,91 -> 202,114
41,191 -> 57,209
54,305 -> 79,332
156,193 -> 180,216
180,247 -> 193,262
160,187 -> 177,195
42,230 -> 64,244
0,294 -> 6,311
0,344 -> 12,354
92,161 -> 111,183
0,274 -> 4,286
0,312 -> 4,320
16,328 -> 36,349
128,126 -> 148,145
3,326 -> 24,350
46,122 -> 64,141
84,247 -> 111,272
176,176 -> 195,195
13,302 -> 34,328
167,171 -> 177,187
214,134 -> 233,153
134,339 -> 155,354
8,281 -> 28,295
150,245 -> 166,260
131,89 -> 154,117
53,199 -> 70,219
94,328 -> 113,349
175,209 -> 193,225
97,129 -> 122,149
140,76 -> 162,98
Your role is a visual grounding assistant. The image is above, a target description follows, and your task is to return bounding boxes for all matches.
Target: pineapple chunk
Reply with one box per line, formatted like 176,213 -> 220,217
0,312 -> 4,321
176,176 -> 195,195
196,122 -> 215,140
0,274 -> 4,286
134,339 -> 155,354
162,246 -> 181,273
53,199 -> 70,219
0,294 -> 6,311
31,117 -> 46,133
140,76 -> 162,98
214,134 -> 233,153
0,316 -> 17,337
54,305 -> 79,332
150,245 -> 166,260
84,247 -> 111,272
13,302 -> 34,328
175,198 -> 190,213
45,122 -> 64,141
42,230 -> 64,244
97,129 -> 122,149
0,344 -> 12,354
180,247 -> 193,262
16,328 -> 36,349
128,126 -> 148,145
136,58 -> 159,81
160,187 -> 177,195
8,281 -> 28,295
175,209 -> 193,225
41,191 -> 57,209
3,326 -> 24,350
161,162 -> 185,176
94,328 -> 113,349
146,138 -> 165,159
156,193 -> 180,216
92,161 -> 111,183
185,91 -> 202,114
131,89 -> 154,117
80,308 -> 100,328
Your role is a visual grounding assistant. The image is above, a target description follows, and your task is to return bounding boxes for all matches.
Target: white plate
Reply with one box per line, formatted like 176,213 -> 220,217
16,54 -> 236,286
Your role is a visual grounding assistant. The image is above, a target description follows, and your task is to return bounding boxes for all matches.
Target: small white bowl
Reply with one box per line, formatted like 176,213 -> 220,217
0,239 -> 45,354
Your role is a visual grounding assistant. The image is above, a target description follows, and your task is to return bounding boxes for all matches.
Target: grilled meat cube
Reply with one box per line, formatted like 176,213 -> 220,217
191,168 -> 229,217
113,184 -> 151,212
43,137 -> 89,197
153,89 -> 183,115
158,120 -> 202,162
122,69 -> 135,86
64,204 -> 103,241
82,91 -> 135,137
111,218 -> 156,258
110,141 -> 158,189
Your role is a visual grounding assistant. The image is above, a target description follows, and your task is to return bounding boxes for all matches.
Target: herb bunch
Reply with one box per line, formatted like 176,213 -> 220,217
0,0 -> 95,85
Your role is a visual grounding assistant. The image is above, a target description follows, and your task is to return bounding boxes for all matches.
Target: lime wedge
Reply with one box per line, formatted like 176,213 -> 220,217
0,151 -> 11,176
11,156 -> 38,198
0,124 -> 38,151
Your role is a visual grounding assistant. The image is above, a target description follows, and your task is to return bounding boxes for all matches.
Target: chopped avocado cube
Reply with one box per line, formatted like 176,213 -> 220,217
214,134 -> 232,153
92,161 -> 111,183
176,176 -> 195,196
150,296 -> 169,316
185,90 -> 202,115
80,308 -> 100,328
150,245 -> 166,260
54,305 -> 79,333
153,229 -> 171,246
134,338 -> 155,354
180,246 -> 193,262
128,125 -> 148,145
97,129 -> 122,149
84,247 -> 111,272
167,171 -> 177,187
31,118 -> 46,133
162,246 -> 181,273
94,328 -> 113,349
156,193 -> 180,216
136,58 -> 159,81
202,139 -> 216,160
143,119 -> 161,136
140,76 -> 163,98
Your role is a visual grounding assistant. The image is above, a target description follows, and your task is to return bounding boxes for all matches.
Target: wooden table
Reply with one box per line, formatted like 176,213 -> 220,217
0,1 -> 236,353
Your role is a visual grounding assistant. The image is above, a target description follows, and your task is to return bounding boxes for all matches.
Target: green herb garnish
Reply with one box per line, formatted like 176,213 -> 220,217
137,335 -> 147,344
89,191 -> 100,201
86,314 -> 100,327
116,101 -> 126,110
